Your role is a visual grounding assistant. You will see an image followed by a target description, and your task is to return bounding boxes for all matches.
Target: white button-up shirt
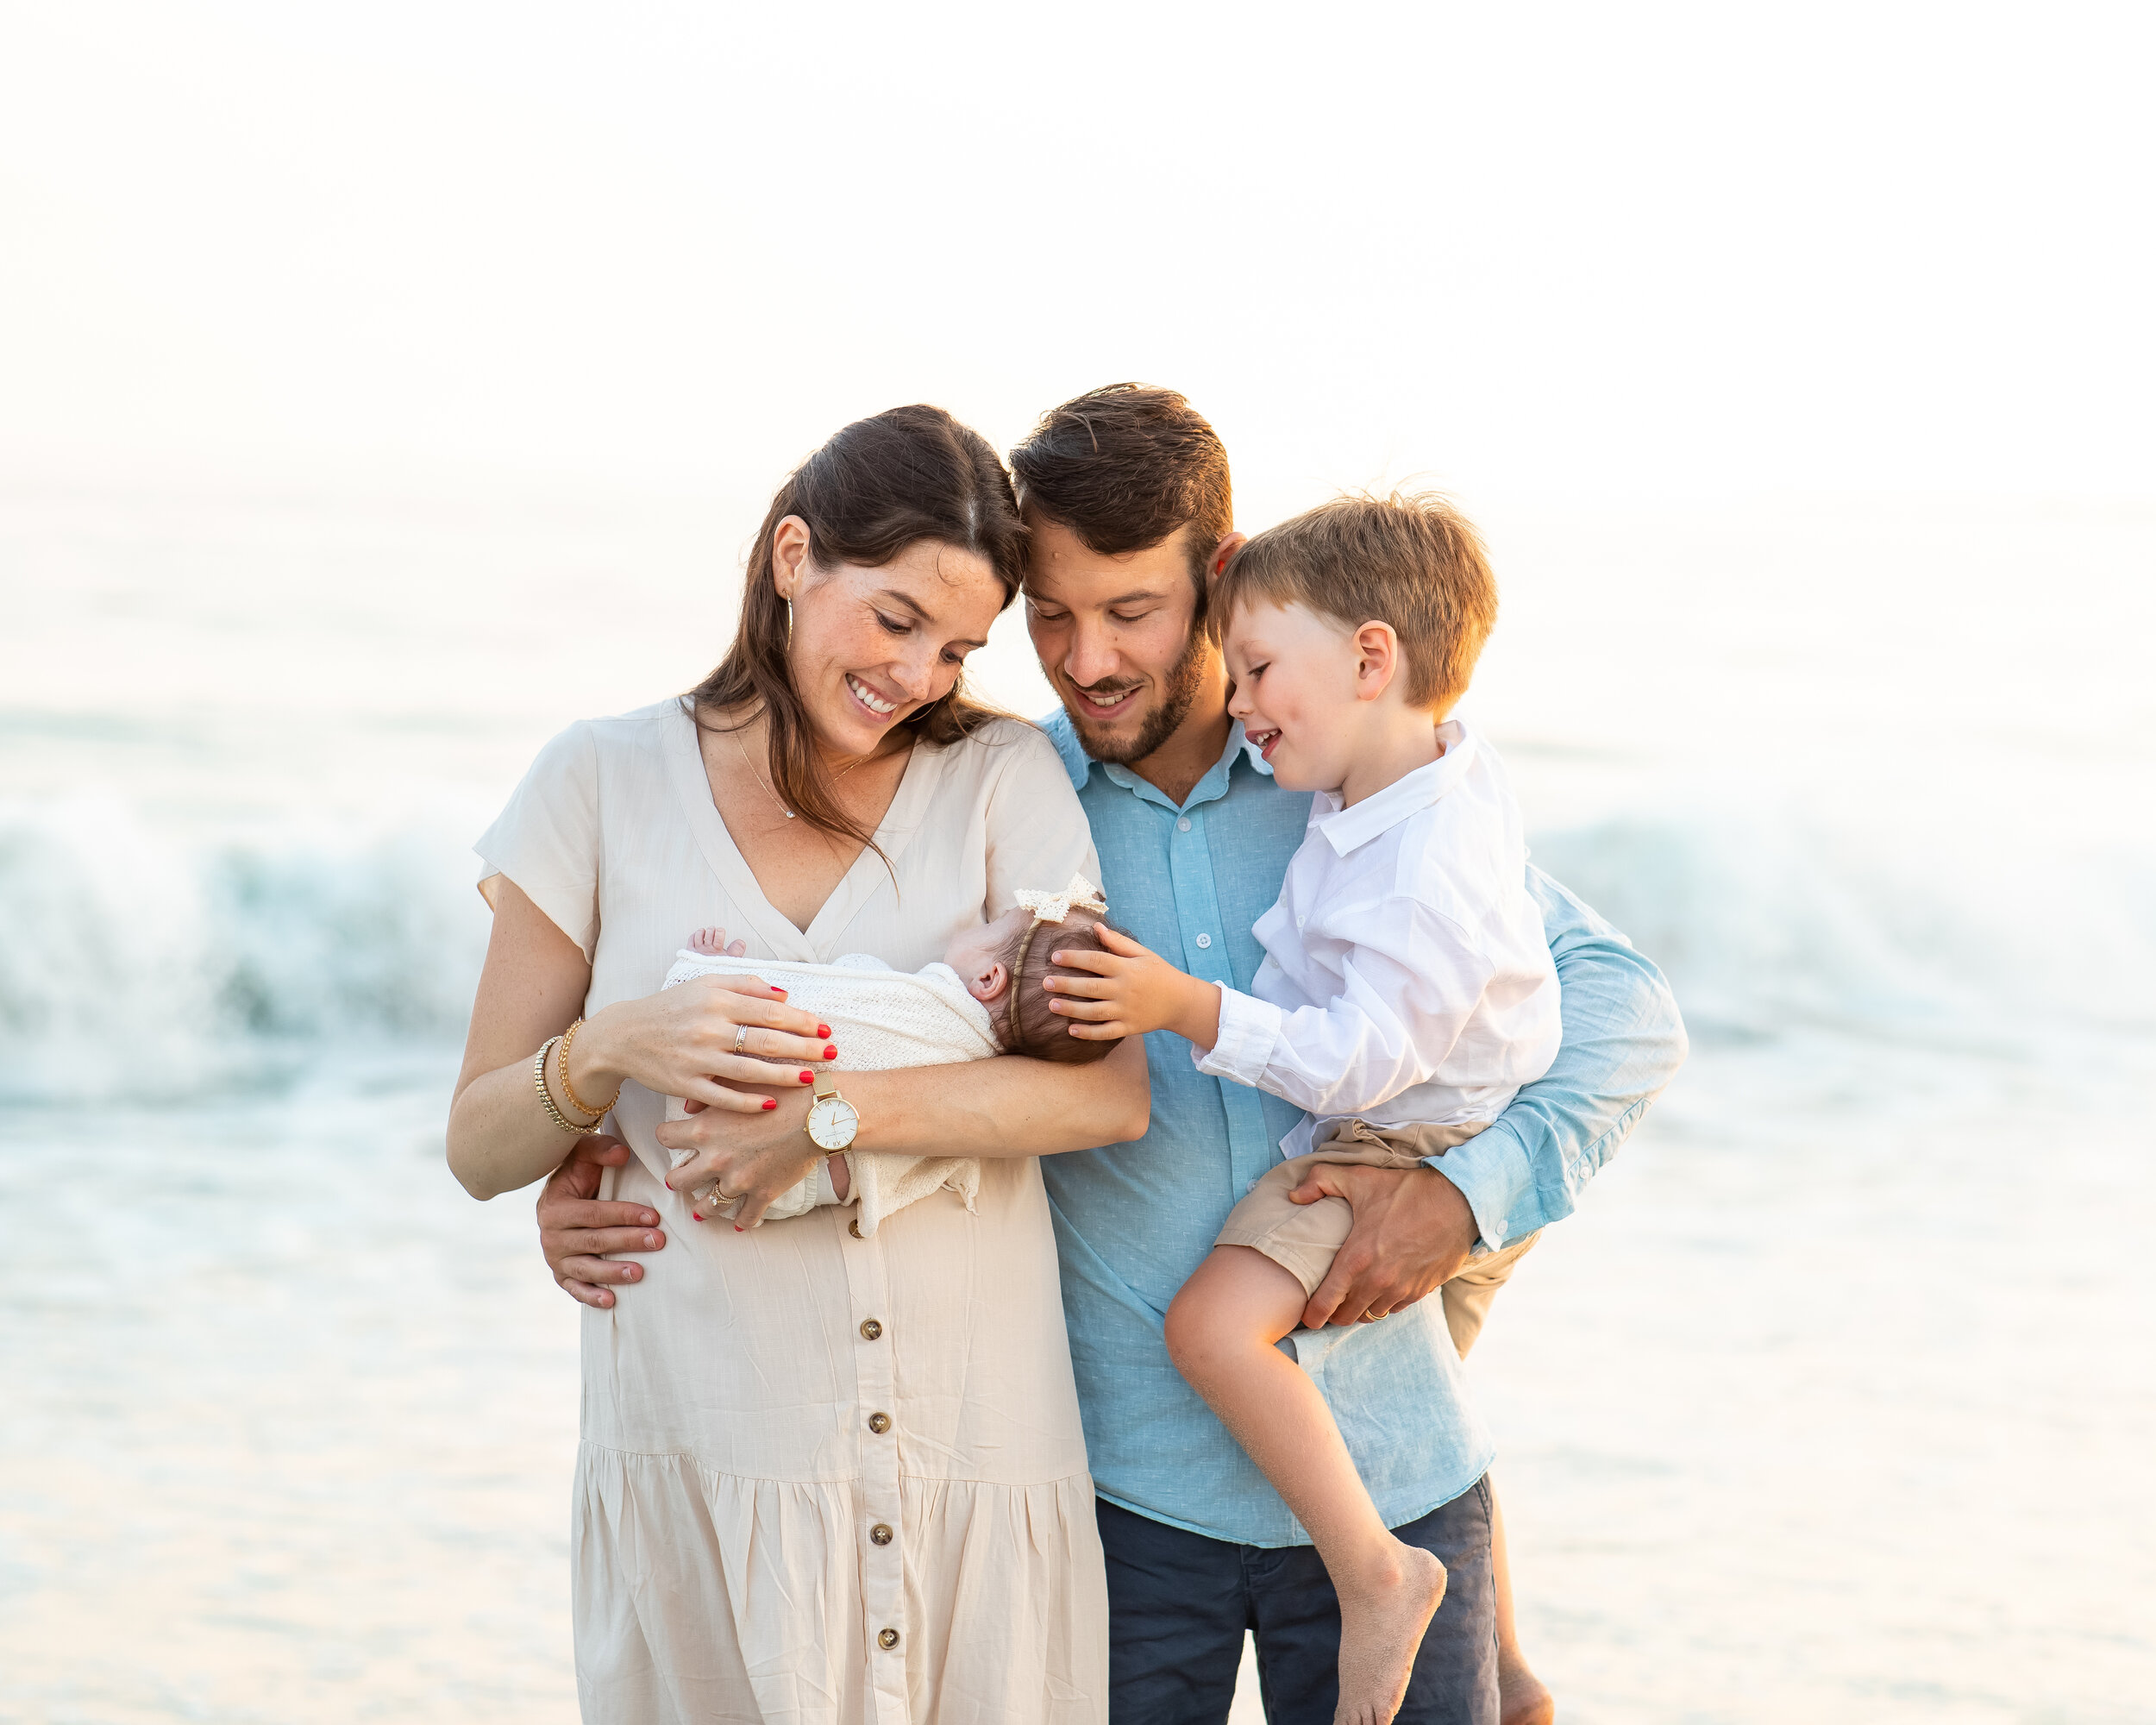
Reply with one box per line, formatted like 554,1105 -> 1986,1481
1197,721 -> 1562,1158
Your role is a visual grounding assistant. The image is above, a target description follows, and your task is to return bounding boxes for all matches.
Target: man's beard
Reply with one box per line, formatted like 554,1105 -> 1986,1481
1065,625 -> 1212,767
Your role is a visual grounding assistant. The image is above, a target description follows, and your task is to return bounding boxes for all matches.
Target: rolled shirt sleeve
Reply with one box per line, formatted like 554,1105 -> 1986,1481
1430,864 -> 1689,1251
1194,900 -> 1499,1119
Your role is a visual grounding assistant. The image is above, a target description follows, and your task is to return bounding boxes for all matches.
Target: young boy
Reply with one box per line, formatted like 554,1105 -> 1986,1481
1043,492 -> 1560,1725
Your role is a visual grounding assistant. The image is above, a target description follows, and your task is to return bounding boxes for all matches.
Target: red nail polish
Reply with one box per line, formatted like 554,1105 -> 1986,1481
818,1024 -> 830,1038
761,1098 -> 777,1110
800,1071 -> 813,1083
824,1044 -> 837,1060
692,1213 -> 704,1222
734,1225 -> 744,1233
771,987 -> 787,996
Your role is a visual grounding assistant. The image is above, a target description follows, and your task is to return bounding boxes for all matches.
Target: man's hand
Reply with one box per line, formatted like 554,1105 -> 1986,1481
1042,925 -> 1224,1048
1293,1163 -> 1479,1329
538,1137 -> 667,1308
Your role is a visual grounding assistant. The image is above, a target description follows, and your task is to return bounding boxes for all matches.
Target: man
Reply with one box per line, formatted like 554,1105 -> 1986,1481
540,386 -> 1686,1723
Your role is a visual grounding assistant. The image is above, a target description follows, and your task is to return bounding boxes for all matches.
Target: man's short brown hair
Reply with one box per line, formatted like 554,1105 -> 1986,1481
1215,492 -> 1498,714
1008,384 -> 1232,602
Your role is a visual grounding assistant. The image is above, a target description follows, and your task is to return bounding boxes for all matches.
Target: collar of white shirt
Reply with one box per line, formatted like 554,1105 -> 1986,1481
1313,719 -> 1479,857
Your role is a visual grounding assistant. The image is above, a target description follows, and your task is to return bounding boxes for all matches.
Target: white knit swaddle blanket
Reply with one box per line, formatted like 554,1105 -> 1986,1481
659,950 -> 1000,1235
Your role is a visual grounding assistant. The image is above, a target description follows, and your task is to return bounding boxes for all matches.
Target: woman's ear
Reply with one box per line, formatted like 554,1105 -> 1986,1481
967,960 -> 1010,1003
771,515 -> 813,599
1353,620 -> 1399,701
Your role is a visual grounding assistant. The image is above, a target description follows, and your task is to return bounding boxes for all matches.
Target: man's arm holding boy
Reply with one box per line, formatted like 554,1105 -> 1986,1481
1295,865 -> 1687,1327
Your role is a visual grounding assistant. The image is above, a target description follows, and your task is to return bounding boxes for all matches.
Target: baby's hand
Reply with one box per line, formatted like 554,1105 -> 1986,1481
1043,925 -> 1223,1050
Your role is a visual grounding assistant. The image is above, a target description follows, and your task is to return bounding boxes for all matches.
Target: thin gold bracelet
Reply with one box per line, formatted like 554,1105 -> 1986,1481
558,1017 -> 624,1120
534,1035 -> 599,1134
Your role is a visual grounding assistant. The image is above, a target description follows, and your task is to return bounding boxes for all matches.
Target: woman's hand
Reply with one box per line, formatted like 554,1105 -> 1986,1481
450,887 -> 837,1202
570,972 -> 836,1115
1043,925 -> 1225,1051
656,1090 -> 822,1230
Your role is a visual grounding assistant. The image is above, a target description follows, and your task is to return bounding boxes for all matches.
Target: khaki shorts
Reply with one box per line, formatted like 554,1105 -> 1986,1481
1213,1116 -> 1542,1358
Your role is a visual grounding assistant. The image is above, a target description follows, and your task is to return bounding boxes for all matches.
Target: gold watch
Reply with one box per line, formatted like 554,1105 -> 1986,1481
805,1070 -> 860,1151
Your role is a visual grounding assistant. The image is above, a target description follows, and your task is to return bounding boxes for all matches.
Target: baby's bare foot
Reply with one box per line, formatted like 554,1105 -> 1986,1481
687,925 -> 730,956
1332,1541 -> 1446,1725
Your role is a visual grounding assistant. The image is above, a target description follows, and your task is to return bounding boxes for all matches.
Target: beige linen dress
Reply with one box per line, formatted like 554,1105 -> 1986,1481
477,699 -> 1110,1725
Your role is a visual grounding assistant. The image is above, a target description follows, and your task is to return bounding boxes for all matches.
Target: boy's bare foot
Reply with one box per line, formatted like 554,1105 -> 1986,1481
1332,1540 -> 1447,1725
1499,1656 -> 1555,1725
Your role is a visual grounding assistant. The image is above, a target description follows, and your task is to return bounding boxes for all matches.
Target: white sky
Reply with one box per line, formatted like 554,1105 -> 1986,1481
2,0 -> 2152,513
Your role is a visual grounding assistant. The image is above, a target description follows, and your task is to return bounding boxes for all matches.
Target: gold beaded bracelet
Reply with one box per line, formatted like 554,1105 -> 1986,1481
558,1017 -> 624,1120
534,1034 -> 601,1134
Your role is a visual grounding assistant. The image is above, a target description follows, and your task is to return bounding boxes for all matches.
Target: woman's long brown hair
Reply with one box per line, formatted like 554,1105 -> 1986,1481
687,405 -> 1029,853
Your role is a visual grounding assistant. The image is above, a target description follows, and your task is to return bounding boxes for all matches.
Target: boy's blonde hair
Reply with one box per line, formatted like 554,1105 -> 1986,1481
1214,492 -> 1498,715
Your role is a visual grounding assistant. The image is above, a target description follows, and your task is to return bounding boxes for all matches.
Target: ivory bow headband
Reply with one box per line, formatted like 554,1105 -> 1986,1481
1013,875 -> 1110,925
1007,875 -> 1111,1050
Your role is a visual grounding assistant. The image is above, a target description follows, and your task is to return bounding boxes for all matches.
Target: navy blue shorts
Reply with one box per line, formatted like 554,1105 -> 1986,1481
1096,1478 -> 1498,1725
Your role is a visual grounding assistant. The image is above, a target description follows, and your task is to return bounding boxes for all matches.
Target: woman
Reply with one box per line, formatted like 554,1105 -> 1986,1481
447,405 -> 1148,1724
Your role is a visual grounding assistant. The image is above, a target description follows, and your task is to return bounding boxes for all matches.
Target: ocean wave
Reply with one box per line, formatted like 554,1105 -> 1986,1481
3,792 -> 2149,1106
1531,810 -> 2156,1057
1,794 -> 489,1103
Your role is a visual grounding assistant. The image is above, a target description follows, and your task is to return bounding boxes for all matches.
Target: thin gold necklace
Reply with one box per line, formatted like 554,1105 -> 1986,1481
733,724 -> 876,820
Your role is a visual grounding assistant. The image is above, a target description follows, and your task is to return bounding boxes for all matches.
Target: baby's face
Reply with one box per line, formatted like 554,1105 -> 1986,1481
944,906 -> 1033,1005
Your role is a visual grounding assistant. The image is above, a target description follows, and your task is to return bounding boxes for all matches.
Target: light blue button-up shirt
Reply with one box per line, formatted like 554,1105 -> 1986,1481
1037,709 -> 1688,1547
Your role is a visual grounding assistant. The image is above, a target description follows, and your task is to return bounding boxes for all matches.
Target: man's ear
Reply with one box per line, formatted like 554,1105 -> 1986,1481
1353,621 -> 1400,701
1206,531 -> 1247,587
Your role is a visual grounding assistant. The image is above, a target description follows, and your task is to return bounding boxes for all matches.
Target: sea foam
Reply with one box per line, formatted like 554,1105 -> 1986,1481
1,793 -> 488,1102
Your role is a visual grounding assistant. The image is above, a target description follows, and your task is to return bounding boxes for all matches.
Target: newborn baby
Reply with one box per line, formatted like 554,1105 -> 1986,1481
662,875 -> 1123,1234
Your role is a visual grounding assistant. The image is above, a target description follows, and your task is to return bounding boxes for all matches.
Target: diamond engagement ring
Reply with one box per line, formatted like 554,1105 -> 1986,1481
733,1024 -> 751,1055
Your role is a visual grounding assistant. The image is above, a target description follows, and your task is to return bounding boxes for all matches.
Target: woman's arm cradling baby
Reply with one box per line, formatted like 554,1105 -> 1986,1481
446,880 -> 832,1202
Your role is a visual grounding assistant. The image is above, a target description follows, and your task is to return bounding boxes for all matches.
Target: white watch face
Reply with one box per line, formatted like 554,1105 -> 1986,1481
807,1095 -> 860,1151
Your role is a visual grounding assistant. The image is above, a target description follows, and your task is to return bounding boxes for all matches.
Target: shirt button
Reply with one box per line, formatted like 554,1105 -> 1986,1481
868,1411 -> 892,1434
1177,817 -> 1193,831
860,1318 -> 883,1340
1194,932 -> 1213,950
849,1220 -> 863,1239
878,1628 -> 900,1650
869,1523 -> 894,1546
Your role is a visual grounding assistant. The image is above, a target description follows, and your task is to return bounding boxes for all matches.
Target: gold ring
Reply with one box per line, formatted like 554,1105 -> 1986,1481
733,1024 -> 751,1055
711,1182 -> 741,1205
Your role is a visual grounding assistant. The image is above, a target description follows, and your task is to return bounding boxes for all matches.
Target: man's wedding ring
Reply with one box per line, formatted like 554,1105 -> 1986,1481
733,1024 -> 751,1055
